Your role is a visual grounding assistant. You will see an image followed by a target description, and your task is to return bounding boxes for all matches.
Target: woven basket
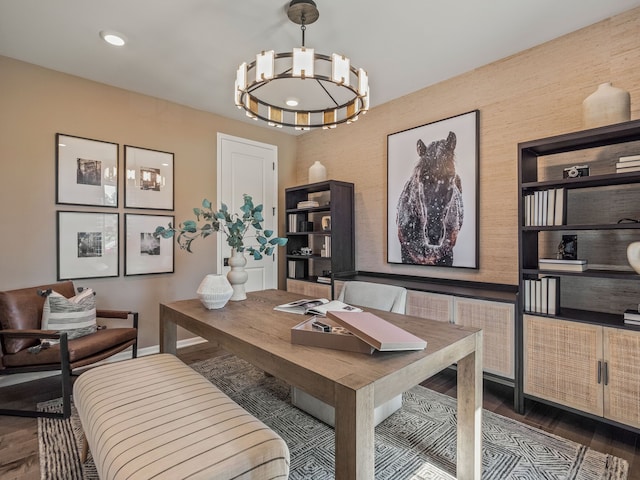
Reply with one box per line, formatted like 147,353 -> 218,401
197,274 -> 234,309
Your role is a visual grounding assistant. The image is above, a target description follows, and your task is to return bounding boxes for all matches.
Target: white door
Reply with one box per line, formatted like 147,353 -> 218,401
216,133 -> 278,292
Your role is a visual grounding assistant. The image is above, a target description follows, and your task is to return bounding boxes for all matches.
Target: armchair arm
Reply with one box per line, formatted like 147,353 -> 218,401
0,329 -> 61,340
96,310 -> 139,329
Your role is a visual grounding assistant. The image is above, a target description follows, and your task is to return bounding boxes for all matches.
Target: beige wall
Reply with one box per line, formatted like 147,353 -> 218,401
0,55 -> 297,348
295,7 -> 640,286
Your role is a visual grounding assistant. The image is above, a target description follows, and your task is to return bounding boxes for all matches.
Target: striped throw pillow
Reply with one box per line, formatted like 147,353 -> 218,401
42,288 -> 97,344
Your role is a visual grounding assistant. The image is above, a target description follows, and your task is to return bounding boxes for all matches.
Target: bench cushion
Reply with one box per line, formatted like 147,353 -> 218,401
73,353 -> 290,480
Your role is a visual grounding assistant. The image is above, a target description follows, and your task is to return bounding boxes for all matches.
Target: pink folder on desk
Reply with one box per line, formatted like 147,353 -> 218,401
326,311 -> 427,351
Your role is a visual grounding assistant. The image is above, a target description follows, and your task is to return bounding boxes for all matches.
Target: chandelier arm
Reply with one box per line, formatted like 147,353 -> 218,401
315,78 -> 340,108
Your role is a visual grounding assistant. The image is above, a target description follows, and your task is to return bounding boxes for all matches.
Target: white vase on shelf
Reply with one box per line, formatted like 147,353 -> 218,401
582,82 -> 630,129
627,242 -> 640,275
308,161 -> 327,184
227,249 -> 248,301
197,274 -> 233,309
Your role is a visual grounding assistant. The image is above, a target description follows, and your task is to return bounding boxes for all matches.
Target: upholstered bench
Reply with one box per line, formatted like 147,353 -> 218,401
73,353 -> 290,480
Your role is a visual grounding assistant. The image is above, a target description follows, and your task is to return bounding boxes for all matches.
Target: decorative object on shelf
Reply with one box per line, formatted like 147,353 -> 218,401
308,161 -> 327,183
387,110 -> 479,269
234,0 -> 369,130
197,274 -> 234,309
557,235 -> 578,260
562,165 -> 589,178
321,216 -> 331,231
226,249 -> 249,301
582,82 -> 630,129
626,241 -> 640,274
155,194 -> 288,301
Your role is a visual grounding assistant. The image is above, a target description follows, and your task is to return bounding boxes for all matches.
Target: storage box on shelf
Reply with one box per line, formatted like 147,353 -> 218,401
517,119 -> 640,430
285,180 -> 354,297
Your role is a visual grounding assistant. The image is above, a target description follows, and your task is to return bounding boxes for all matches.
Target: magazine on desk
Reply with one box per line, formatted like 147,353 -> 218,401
274,298 -> 362,315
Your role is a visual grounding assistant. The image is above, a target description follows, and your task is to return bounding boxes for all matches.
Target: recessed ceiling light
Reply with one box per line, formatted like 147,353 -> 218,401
100,30 -> 126,47
286,98 -> 299,107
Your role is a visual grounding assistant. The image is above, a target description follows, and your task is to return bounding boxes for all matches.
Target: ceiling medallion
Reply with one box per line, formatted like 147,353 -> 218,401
234,0 -> 370,130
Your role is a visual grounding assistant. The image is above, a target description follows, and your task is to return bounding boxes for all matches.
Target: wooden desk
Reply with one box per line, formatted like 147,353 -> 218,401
160,289 -> 482,479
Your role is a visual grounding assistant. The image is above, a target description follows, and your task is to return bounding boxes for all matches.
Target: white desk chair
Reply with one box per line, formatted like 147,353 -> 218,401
337,280 -> 407,314
292,281 -> 408,427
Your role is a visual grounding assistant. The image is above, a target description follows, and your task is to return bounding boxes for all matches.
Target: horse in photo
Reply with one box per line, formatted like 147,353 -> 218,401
396,131 -> 464,266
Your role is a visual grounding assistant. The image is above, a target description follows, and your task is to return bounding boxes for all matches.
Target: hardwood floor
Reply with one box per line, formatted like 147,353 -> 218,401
1,342 -> 638,479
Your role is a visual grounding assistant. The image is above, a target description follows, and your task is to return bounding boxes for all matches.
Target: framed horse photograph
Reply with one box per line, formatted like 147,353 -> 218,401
387,110 -> 479,269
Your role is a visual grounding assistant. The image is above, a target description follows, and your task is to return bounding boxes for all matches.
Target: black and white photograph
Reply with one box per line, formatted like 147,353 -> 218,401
125,213 -> 174,275
57,211 -> 119,280
387,110 -> 479,269
56,133 -> 119,207
125,145 -> 174,209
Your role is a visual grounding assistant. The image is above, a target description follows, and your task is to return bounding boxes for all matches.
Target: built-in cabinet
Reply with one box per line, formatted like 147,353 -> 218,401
518,119 -> 640,430
285,180 -> 354,298
524,315 -> 640,429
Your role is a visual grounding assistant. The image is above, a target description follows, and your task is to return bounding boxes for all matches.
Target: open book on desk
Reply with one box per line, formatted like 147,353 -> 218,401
274,298 -> 362,316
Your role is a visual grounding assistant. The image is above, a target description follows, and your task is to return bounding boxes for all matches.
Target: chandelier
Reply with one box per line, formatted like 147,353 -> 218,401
234,0 -> 370,130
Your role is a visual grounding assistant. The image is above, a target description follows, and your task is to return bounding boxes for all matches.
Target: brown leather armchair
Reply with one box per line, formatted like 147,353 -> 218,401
0,281 -> 138,419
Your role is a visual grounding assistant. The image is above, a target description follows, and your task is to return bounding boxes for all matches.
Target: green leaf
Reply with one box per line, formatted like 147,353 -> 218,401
257,236 -> 267,245
263,229 -> 273,237
182,220 -> 197,233
202,199 -> 211,209
252,251 -> 263,260
265,246 -> 274,256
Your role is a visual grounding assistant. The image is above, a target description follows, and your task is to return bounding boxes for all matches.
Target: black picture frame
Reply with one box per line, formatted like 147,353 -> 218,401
56,133 -> 119,207
124,145 -> 174,210
387,110 -> 479,269
57,211 -> 119,280
124,213 -> 175,276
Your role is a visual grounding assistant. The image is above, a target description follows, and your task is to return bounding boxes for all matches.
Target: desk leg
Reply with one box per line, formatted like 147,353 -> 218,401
334,382 -> 374,480
159,308 -> 177,355
457,333 -> 483,480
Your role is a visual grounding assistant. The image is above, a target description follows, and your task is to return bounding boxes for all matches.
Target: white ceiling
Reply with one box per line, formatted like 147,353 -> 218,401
1,0 -> 639,135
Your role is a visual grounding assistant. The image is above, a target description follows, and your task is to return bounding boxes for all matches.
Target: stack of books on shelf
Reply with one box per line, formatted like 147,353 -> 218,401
288,260 -> 305,279
316,275 -> 331,284
616,154 -> 640,174
288,213 -> 301,232
524,276 -> 560,315
297,200 -> 319,209
320,236 -> 331,258
623,309 -> 640,326
524,188 -> 565,226
538,258 -> 587,272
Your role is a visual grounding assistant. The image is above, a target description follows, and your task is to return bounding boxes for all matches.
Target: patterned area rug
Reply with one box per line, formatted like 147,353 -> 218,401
38,354 -> 628,480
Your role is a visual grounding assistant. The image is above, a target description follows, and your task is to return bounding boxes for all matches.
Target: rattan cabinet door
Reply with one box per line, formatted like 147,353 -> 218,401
603,327 -> 640,429
286,279 -> 331,298
406,290 -> 454,323
524,315 -> 603,416
454,297 -> 515,379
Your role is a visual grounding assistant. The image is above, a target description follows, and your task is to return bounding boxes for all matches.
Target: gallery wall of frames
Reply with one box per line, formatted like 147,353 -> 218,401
55,133 -> 175,280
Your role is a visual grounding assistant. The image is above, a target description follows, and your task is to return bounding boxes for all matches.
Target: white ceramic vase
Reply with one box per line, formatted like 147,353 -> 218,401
227,249 -> 248,301
308,161 -> 327,184
627,242 -> 640,274
582,82 -> 630,129
197,274 -> 233,309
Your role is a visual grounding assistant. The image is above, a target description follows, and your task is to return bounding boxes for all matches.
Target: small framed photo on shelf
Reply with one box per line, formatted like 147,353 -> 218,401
57,211 -> 119,280
124,213 -> 175,276
56,133 -> 119,207
558,234 -> 578,260
124,145 -> 174,210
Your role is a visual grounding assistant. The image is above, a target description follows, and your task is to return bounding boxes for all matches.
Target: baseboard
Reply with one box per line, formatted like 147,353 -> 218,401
0,336 -> 208,388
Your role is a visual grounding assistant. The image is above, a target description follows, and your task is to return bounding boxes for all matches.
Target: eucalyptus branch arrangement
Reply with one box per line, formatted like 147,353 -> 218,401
155,194 -> 287,259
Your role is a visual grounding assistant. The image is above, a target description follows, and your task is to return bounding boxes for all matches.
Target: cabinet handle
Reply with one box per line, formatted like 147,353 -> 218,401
597,360 -> 602,384
603,361 -> 609,386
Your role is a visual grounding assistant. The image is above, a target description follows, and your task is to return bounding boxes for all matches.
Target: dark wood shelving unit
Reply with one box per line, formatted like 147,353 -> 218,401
285,180 -> 354,291
517,119 -> 640,431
